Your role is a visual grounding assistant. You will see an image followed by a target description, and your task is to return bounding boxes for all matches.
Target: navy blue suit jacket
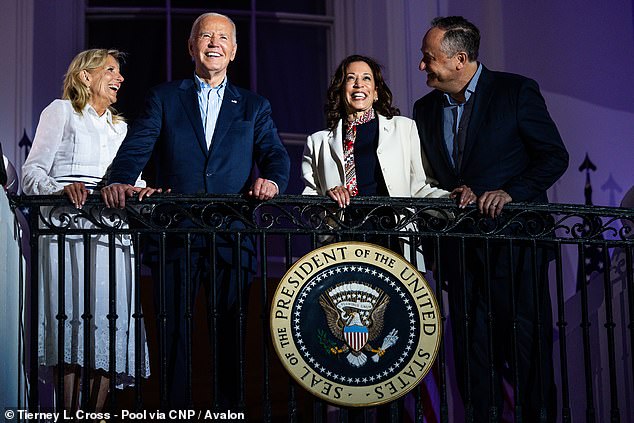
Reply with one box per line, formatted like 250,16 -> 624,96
108,79 -> 290,195
413,66 -> 568,202
108,78 -> 290,269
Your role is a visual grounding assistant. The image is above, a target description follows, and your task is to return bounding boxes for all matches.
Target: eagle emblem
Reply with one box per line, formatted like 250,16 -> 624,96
319,282 -> 398,367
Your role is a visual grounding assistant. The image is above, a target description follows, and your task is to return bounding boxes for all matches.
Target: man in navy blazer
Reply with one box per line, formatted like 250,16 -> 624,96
413,16 -> 568,422
102,12 -> 290,407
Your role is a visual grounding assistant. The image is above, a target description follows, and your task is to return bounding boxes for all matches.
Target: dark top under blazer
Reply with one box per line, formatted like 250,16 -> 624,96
108,79 -> 290,195
413,65 -> 569,202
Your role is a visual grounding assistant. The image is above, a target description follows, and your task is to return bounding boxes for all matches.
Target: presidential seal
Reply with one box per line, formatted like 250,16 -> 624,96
270,242 -> 442,407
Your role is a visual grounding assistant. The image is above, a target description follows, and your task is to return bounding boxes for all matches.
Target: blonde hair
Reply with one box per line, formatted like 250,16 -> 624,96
62,49 -> 125,123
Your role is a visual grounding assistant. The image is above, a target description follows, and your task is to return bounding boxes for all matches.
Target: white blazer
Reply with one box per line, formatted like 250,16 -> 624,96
302,114 -> 450,272
302,114 -> 449,199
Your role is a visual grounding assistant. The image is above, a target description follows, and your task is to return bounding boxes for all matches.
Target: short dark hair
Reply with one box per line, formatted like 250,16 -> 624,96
431,16 -> 480,61
325,55 -> 400,132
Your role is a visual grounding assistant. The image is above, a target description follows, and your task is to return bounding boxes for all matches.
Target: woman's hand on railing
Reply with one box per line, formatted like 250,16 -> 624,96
327,185 -> 351,209
450,185 -> 476,209
63,182 -> 89,209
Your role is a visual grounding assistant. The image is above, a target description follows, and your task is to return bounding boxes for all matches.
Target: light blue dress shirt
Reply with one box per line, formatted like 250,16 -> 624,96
442,63 -> 482,167
194,74 -> 226,149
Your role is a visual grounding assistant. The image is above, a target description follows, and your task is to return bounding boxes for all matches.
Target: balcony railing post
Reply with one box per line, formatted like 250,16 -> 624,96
107,232 -> 117,410
625,245 -> 634,400
133,231 -> 143,410
80,233 -> 92,410
601,241 -> 620,422
259,232 -> 273,423
28,203 -> 40,412
184,233 -> 193,407
158,231 -> 167,409
578,243 -> 597,423
56,232 -> 66,412
555,241 -> 572,423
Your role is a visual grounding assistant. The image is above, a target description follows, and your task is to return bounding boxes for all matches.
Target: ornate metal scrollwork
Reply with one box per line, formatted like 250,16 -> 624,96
8,194 -> 634,243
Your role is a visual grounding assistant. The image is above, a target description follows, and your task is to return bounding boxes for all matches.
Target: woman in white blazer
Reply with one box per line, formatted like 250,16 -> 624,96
301,55 -> 475,419
302,54 -> 474,211
302,54 -> 474,264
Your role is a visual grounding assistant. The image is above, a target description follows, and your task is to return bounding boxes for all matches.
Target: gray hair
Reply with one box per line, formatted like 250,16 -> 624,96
189,12 -> 237,44
431,16 -> 480,61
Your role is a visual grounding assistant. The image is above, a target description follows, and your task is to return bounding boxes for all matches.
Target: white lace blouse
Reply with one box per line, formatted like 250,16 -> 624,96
22,99 -> 143,194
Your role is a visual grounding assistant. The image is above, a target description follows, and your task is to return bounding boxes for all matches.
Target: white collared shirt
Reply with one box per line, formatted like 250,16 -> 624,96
22,99 -> 141,194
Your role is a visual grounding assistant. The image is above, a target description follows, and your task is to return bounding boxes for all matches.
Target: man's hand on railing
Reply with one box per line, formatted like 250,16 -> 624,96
478,189 -> 513,218
450,185 -> 476,209
63,182 -> 89,209
101,183 -> 169,209
248,177 -> 279,201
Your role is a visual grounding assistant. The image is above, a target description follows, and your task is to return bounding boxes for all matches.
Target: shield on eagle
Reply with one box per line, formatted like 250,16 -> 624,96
344,324 -> 369,352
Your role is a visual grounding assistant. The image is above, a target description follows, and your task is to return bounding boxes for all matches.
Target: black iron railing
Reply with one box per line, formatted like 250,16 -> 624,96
8,194 -> 634,423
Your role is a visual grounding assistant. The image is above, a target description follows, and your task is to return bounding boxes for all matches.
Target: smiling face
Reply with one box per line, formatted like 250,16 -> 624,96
419,27 -> 461,94
85,54 -> 123,115
343,61 -> 378,118
188,14 -> 237,85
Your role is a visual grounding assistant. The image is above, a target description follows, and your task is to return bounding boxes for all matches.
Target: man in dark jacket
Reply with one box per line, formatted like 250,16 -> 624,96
102,12 -> 290,408
413,16 -> 568,422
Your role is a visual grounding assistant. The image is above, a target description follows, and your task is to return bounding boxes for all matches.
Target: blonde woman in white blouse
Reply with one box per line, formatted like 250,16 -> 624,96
22,49 -> 157,411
